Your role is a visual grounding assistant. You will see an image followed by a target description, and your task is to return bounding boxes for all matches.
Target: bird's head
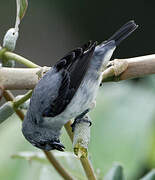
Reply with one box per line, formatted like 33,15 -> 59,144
27,136 -> 65,151
22,111 -> 65,151
22,124 -> 65,151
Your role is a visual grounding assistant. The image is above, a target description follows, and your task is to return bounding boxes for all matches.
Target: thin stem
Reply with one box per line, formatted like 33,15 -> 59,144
15,109 -> 25,120
80,158 -> 96,180
3,90 -> 14,101
3,90 -> 25,120
65,120 -> 74,141
0,48 -> 7,58
65,121 -> 97,180
3,51 -> 40,68
13,90 -> 32,109
44,151 -> 75,180
3,90 -> 75,180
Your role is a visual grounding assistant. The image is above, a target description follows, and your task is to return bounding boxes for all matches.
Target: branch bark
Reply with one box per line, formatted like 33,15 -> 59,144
1,54 -> 155,90
64,122 -> 97,180
102,54 -> 155,82
0,68 -> 39,89
120,54 -> 155,80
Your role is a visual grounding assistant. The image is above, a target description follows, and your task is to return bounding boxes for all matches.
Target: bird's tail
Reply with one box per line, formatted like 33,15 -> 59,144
107,20 -> 138,46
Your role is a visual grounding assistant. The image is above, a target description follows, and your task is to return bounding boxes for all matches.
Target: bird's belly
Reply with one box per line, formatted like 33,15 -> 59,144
44,72 -> 102,128
63,76 -> 101,121
44,79 -> 99,127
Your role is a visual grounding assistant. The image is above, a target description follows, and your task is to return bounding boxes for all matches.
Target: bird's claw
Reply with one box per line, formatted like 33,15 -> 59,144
71,115 -> 92,132
52,141 -> 65,151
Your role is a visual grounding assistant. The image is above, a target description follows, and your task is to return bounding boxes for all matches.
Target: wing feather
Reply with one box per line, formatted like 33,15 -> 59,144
42,41 -> 97,117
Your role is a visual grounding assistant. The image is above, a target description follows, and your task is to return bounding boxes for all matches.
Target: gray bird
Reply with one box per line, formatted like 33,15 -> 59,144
22,21 -> 138,151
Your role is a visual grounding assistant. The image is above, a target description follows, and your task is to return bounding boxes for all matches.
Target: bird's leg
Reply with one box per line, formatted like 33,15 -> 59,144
71,109 -> 92,132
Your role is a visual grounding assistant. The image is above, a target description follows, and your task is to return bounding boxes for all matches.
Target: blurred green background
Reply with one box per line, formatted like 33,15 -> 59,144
0,0 -> 155,180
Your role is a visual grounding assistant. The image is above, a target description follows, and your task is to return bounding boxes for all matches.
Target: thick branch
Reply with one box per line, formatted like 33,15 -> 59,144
102,54 -> 155,82
0,68 -> 40,89
120,54 -> 155,80
1,54 -> 155,89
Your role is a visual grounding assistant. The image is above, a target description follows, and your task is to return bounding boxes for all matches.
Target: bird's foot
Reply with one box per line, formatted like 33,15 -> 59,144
71,109 -> 92,132
52,141 -> 65,151
76,109 -> 90,119
71,116 -> 92,132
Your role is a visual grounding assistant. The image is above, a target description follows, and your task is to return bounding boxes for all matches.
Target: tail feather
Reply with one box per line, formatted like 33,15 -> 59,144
107,20 -> 138,46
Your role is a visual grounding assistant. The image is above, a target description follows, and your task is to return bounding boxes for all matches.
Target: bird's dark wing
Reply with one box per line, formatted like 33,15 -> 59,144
42,41 -> 97,117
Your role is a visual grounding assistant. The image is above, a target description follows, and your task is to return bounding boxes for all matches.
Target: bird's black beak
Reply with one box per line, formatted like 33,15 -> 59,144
52,141 -> 65,151
30,139 -> 65,151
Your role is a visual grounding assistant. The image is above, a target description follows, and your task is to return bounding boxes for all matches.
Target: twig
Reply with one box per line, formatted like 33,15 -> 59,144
3,51 -> 39,68
65,120 -> 74,141
3,90 -> 75,180
3,90 -> 25,120
44,151 -> 75,180
65,122 -> 97,180
80,158 -> 96,180
73,118 -> 91,158
13,90 -> 32,109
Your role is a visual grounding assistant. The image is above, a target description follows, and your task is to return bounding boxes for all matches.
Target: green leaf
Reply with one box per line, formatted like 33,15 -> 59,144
0,102 -> 14,124
15,0 -> 28,31
140,170 -> 155,180
104,163 -> 125,180
17,0 -> 28,20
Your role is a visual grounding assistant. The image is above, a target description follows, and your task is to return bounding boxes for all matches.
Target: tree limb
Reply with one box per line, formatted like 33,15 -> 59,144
1,54 -> 155,90
64,122 -> 97,180
102,54 -> 155,82
120,54 -> 155,80
0,67 -> 40,89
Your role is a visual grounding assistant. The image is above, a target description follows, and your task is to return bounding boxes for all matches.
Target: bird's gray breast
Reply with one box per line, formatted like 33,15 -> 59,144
36,64 -> 102,127
29,68 -> 62,122
61,69 -> 102,121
